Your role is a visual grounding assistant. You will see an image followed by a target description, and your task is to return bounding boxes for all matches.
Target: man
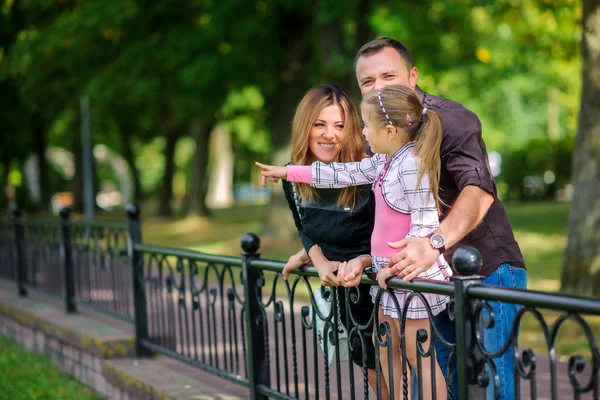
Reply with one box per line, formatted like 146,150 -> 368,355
352,37 -> 527,400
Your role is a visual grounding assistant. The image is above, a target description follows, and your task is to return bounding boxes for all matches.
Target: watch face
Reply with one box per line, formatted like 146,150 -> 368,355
430,233 -> 445,249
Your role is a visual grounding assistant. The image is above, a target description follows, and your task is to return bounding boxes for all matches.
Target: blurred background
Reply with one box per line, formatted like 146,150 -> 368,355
0,0 -> 586,292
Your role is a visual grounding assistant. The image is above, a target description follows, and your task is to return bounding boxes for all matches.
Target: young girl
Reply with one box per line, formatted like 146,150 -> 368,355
256,84 -> 451,399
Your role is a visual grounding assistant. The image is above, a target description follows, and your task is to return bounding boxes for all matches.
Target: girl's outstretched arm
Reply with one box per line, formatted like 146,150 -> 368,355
255,162 -> 288,186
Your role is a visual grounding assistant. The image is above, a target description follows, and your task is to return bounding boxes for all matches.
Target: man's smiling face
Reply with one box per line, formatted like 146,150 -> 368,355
355,46 -> 418,96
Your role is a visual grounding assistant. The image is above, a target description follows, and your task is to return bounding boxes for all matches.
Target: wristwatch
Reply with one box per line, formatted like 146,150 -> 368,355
427,232 -> 446,254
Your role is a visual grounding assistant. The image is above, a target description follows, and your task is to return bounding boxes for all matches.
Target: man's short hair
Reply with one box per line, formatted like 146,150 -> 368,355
355,37 -> 414,69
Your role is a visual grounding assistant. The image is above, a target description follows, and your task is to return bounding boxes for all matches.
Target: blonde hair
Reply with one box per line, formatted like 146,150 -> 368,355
291,85 -> 366,208
361,85 -> 443,213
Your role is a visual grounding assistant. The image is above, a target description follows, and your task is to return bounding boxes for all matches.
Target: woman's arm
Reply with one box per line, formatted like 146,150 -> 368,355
308,245 -> 342,286
282,181 -> 317,253
281,181 -> 315,279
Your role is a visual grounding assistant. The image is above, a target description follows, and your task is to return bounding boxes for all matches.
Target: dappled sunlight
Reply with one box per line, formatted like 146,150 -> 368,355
513,231 -> 566,253
513,230 -> 567,285
146,215 -> 213,235
527,279 -> 561,292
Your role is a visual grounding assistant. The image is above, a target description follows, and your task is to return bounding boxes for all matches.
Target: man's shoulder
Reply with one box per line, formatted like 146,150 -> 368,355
420,89 -> 481,134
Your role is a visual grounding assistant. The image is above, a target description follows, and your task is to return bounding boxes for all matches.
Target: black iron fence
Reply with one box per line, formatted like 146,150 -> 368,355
0,204 -> 599,400
2,205 -> 133,320
0,216 -> 15,282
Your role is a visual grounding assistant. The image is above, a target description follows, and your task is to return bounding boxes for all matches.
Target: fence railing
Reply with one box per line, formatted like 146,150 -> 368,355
0,204 -> 599,400
0,215 -> 15,282
2,205 -> 133,320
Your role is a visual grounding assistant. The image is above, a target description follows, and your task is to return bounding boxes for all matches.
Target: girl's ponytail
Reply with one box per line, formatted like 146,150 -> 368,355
414,109 -> 443,214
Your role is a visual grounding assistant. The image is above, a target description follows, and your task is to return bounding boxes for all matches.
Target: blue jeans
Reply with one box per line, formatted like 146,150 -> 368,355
434,264 -> 528,399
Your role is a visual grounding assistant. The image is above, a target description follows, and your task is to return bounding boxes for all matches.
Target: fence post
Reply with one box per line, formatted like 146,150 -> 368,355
241,233 -> 269,400
59,208 -> 77,313
451,246 -> 484,400
126,203 -> 149,357
11,204 -> 27,297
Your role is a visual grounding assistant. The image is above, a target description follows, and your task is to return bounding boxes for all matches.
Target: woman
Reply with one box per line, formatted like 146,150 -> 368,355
278,85 -> 388,398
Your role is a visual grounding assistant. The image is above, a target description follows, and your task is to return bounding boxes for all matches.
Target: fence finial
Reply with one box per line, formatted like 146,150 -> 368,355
11,203 -> 21,218
59,207 -> 71,219
241,233 -> 260,255
452,246 -> 483,276
125,203 -> 140,219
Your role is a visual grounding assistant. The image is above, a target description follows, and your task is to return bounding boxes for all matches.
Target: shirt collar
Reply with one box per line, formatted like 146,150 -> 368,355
415,85 -> 425,103
389,141 -> 415,164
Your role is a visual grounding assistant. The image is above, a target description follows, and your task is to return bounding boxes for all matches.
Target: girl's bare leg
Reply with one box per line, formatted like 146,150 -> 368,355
375,307 -> 411,400
404,319 -> 447,400
361,367 -> 390,400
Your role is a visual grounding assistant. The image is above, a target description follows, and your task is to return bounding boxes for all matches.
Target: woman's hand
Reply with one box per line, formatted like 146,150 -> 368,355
255,162 -> 287,187
314,259 -> 342,286
308,245 -> 341,286
338,255 -> 371,287
282,248 -> 310,279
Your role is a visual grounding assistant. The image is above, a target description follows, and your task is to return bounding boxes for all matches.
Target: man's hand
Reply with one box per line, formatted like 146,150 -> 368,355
386,237 -> 439,282
338,255 -> 371,287
282,248 -> 310,280
255,162 -> 287,187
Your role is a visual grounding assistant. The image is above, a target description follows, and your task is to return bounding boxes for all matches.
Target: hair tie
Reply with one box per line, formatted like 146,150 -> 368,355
422,107 -> 428,115
377,88 -> 394,126
406,113 -> 412,126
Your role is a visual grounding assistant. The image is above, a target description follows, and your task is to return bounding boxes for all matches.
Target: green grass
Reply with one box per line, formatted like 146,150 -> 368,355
140,204 -> 269,253
504,201 -> 570,291
137,200 -> 573,290
0,334 -> 101,400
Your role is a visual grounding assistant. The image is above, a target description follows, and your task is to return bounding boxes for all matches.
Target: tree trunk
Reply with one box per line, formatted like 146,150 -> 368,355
71,131 -> 84,213
206,125 -> 234,210
0,152 -> 10,212
156,124 -> 179,217
32,114 -> 51,210
118,126 -> 144,203
188,120 -> 213,216
262,36 -> 311,239
561,0 -> 600,296
352,0 -> 375,98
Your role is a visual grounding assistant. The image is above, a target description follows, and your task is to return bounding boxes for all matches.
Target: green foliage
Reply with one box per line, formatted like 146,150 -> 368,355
134,137 -> 165,195
0,334 -> 101,399
371,0 -> 581,151
0,0 -> 584,211
499,136 -> 573,201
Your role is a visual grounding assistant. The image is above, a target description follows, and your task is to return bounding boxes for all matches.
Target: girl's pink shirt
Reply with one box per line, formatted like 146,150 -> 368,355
372,187 -> 411,258
287,165 -> 312,184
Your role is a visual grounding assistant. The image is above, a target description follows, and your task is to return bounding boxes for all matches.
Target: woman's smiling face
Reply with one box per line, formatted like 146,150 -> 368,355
308,105 -> 345,163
